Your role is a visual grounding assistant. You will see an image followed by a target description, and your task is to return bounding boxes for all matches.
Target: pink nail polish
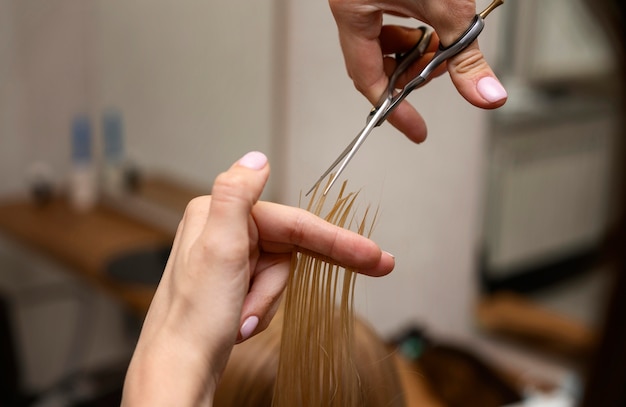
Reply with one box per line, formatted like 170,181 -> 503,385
477,77 -> 507,103
240,316 -> 259,341
238,151 -> 267,170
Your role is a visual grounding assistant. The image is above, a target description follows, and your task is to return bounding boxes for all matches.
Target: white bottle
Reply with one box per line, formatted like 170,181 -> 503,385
102,110 -> 126,197
69,115 -> 98,212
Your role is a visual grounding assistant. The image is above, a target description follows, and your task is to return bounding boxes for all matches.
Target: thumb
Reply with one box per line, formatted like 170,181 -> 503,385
203,151 -> 270,255
446,42 -> 507,108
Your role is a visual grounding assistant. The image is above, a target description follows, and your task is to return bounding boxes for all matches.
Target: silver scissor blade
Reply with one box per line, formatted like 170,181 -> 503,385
321,129 -> 368,195
321,105 -> 388,195
307,99 -> 390,197
305,136 -> 359,196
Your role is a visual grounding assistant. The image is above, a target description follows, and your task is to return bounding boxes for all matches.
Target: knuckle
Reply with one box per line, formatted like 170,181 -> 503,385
432,0 -> 475,23
211,171 -> 251,204
431,1 -> 478,44
288,212 -> 308,247
326,229 -> 341,260
212,170 -> 242,192
452,48 -> 488,75
184,195 -> 211,215
255,293 -> 275,316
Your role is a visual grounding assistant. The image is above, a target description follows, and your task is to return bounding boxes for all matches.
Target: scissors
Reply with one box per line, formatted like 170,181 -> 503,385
307,0 -> 504,196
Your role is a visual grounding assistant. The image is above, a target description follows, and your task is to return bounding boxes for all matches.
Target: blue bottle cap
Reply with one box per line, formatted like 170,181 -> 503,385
103,110 -> 124,162
71,115 -> 92,163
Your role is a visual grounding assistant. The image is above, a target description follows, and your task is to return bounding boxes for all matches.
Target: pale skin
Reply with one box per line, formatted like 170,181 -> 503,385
329,0 -> 508,142
121,152 -> 395,406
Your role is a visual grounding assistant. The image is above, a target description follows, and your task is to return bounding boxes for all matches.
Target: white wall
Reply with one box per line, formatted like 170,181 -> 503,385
1,1 -> 94,192
281,1 -> 503,341
0,0 -> 23,195
93,0 -> 276,195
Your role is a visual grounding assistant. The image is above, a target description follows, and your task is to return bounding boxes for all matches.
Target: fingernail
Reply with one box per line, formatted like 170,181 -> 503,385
477,77 -> 507,103
238,151 -> 267,170
383,250 -> 395,259
240,316 -> 259,341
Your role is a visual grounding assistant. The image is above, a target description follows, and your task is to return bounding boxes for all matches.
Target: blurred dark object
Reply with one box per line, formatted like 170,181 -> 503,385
580,0 -> 626,405
0,290 -> 125,407
123,164 -> 141,193
0,292 -> 35,406
476,291 -> 596,361
30,179 -> 55,207
390,328 -> 522,407
30,367 -> 125,407
581,259 -> 626,407
479,250 -> 600,295
27,162 -> 57,208
105,245 -> 171,285
418,344 -> 521,407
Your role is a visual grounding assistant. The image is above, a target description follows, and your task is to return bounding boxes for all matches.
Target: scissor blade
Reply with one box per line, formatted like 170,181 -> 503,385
307,99 -> 390,196
305,136 -> 360,196
321,131 -> 367,195
321,106 -> 389,195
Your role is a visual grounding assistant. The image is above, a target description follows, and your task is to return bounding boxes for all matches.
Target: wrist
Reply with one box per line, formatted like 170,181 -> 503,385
122,334 -> 219,407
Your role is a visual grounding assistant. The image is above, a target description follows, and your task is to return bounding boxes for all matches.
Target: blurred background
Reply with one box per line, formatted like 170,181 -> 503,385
0,0 -> 622,406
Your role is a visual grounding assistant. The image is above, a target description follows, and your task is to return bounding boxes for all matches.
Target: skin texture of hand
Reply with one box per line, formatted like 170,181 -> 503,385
329,0 -> 508,142
121,151 -> 395,406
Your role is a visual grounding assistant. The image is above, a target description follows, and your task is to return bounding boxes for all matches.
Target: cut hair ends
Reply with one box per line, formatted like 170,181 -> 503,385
273,181 -> 403,407
214,181 -> 404,407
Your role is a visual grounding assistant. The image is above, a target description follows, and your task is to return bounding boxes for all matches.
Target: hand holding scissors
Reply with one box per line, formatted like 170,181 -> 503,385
308,0 -> 505,196
330,0 -> 509,142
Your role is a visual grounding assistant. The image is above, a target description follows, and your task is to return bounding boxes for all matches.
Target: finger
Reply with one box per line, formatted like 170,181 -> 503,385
236,254 -> 290,342
340,31 -> 429,143
175,196 -> 213,252
379,25 -> 437,56
378,27 -> 448,142
201,151 -> 270,273
422,1 -> 477,47
334,19 -> 430,143
385,102 -> 428,143
446,42 -> 507,108
173,151 -> 270,256
330,1 -> 385,102
381,28 -> 447,86
251,202 -> 395,276
421,3 -> 508,108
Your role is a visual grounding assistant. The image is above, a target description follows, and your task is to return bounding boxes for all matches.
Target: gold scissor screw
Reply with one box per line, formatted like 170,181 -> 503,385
479,0 -> 504,19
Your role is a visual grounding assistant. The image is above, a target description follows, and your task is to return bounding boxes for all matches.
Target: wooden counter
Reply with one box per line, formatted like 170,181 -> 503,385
0,198 -> 174,315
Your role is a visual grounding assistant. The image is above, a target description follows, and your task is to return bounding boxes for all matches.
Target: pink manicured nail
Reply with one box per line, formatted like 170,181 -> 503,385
383,251 -> 395,259
477,77 -> 507,103
238,151 -> 267,170
240,316 -> 259,341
